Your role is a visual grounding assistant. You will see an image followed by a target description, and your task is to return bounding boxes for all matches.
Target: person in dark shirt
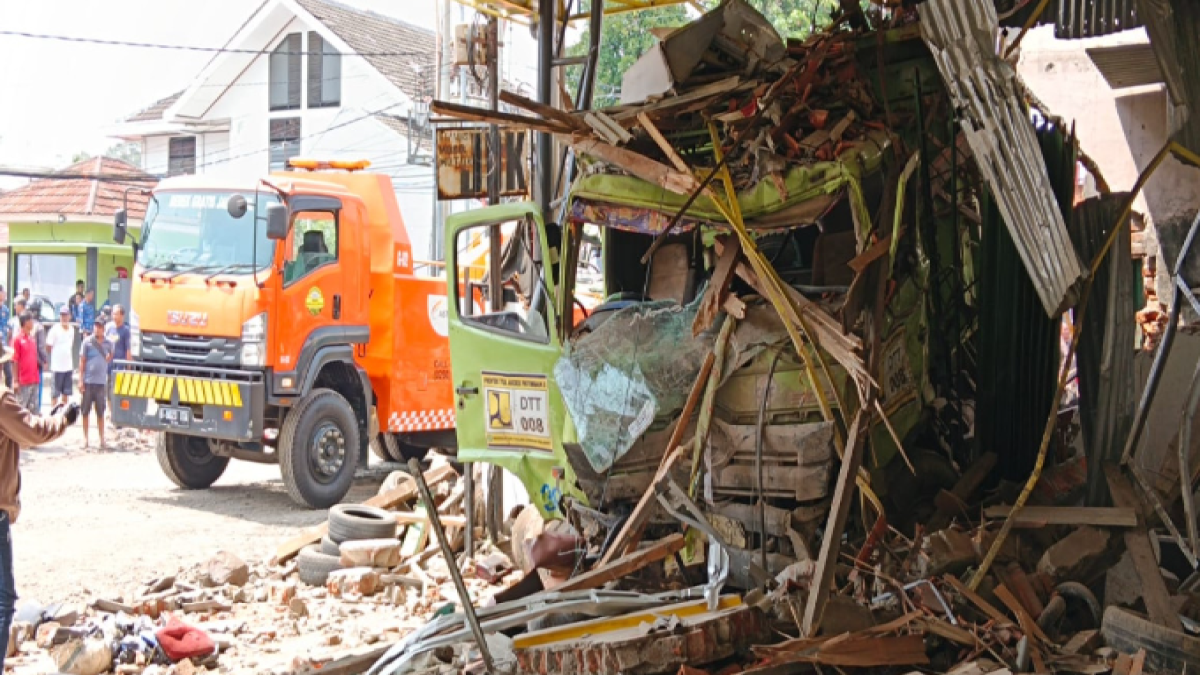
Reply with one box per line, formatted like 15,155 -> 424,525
111,305 -> 131,364
79,289 -> 97,333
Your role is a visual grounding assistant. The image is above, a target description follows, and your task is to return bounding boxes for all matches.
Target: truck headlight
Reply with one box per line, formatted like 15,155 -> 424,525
130,310 -> 141,358
240,313 -> 266,366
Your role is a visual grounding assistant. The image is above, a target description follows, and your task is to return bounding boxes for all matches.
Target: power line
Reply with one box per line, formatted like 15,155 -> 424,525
0,30 -> 437,58
0,169 -> 158,182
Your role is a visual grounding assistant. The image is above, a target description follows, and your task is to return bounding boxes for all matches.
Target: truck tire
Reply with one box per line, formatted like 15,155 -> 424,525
156,432 -> 230,490
297,545 -> 343,586
1102,606 -> 1200,673
328,504 -> 397,543
372,433 -> 428,463
279,388 -> 360,509
320,535 -> 341,556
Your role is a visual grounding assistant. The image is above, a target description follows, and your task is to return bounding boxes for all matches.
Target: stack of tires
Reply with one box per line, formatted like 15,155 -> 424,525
297,504 -> 397,586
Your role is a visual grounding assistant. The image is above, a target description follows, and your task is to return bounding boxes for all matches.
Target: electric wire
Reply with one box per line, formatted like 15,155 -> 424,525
0,30 -> 433,57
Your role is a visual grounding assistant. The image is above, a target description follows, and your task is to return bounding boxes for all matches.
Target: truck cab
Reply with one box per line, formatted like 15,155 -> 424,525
111,160 -> 454,508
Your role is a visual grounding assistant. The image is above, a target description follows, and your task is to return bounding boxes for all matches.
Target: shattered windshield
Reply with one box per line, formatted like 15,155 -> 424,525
139,191 -> 278,273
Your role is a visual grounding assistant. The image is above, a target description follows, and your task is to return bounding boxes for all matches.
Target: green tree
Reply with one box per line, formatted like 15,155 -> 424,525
72,141 -> 143,168
565,0 -> 859,108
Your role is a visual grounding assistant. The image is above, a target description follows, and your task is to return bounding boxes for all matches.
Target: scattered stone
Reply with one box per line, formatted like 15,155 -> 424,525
203,551 -> 250,588
1037,526 -> 1115,584
268,580 -> 297,606
35,621 -> 61,649
325,633 -> 342,646
327,568 -> 382,597
289,597 -> 308,618
52,637 -> 113,675
339,539 -> 402,568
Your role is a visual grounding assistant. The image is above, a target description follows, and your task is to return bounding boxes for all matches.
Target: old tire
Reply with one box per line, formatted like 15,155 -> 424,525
370,433 -> 391,462
372,433 -> 428,463
156,432 -> 230,490
297,545 -> 343,586
279,389 -> 360,509
1103,606 -> 1200,673
328,503 -> 396,543
320,535 -> 341,556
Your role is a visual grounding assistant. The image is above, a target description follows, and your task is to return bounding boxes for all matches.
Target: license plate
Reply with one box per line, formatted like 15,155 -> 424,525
158,406 -> 191,428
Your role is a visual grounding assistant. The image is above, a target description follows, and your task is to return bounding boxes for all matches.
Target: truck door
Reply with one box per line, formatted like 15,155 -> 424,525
276,202 -> 349,373
445,203 -> 578,517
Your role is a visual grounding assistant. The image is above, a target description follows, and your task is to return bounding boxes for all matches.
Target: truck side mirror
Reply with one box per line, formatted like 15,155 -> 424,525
266,204 -> 289,240
113,209 -> 128,245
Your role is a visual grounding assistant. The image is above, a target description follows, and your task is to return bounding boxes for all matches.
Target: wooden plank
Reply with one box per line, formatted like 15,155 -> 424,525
801,409 -> 869,636
294,646 -> 391,675
981,505 -> 1136,527
570,138 -> 700,195
431,99 -> 572,135
944,574 -> 1011,626
928,452 -> 997,531
1104,463 -> 1184,631
274,464 -> 457,563
692,236 -> 742,336
498,89 -> 587,131
596,352 -> 714,567
400,505 -> 429,558
552,533 -> 685,593
994,583 -> 1052,644
612,76 -> 743,122
393,511 -> 467,528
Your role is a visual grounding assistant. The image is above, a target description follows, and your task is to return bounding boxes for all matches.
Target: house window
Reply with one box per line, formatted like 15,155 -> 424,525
269,118 -> 301,170
167,137 -> 196,176
307,32 -> 341,108
269,33 -> 301,111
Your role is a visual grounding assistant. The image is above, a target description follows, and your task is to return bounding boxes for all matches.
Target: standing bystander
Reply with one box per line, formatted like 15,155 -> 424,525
10,314 -> 39,413
110,305 -> 131,365
29,302 -> 48,410
79,322 -> 112,449
79,288 -> 96,333
0,288 -> 10,388
46,306 -> 76,406
0,386 -> 77,670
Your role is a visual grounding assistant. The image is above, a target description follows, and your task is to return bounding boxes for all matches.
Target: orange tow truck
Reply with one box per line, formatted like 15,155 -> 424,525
110,159 -> 455,508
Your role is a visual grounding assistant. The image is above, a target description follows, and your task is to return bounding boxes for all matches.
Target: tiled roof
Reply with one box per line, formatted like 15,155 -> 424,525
295,0 -> 436,100
124,91 -> 184,123
0,157 -> 155,219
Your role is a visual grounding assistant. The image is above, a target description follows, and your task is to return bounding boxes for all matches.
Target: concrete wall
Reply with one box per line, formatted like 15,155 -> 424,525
1018,25 -> 1200,308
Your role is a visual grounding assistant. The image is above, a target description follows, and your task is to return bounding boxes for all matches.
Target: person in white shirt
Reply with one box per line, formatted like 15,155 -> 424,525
45,305 -> 76,406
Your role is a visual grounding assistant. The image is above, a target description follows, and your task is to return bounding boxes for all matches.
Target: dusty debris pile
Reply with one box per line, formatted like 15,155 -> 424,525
5,459 -> 523,675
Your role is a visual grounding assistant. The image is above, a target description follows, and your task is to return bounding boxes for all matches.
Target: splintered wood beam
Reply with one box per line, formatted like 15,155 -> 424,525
553,533 -> 685,593
1105,463 -> 1183,631
981,505 -> 1136,528
570,138 -> 700,195
692,236 -> 742,336
498,89 -> 588,131
431,99 -> 574,135
801,408 -> 868,637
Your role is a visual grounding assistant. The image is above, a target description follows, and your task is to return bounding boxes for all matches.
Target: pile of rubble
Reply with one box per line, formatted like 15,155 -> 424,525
6,459 -> 521,675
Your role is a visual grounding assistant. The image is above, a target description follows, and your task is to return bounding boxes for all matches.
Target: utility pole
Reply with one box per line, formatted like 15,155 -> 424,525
536,0 -> 555,213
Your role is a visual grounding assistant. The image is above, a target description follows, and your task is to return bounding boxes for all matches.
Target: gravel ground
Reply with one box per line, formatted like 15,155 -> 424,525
12,423 -> 394,608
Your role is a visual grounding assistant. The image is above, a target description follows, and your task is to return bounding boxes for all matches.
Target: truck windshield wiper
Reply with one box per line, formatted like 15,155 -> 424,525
139,261 -> 176,279
203,263 -> 256,283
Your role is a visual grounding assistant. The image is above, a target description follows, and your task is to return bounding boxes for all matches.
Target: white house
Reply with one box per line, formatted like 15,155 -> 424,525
112,0 -> 438,257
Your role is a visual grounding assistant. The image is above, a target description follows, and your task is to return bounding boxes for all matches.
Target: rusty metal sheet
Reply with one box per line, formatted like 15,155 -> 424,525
435,127 -> 529,201
920,0 -> 1084,316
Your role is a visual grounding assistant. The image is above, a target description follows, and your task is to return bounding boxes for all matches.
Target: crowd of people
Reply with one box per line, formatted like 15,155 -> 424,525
0,280 -> 130,450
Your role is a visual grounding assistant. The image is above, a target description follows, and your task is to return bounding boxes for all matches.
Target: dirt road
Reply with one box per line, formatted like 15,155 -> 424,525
12,424 -> 391,608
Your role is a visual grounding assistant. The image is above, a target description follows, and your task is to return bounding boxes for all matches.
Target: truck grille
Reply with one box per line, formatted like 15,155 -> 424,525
141,332 -> 242,367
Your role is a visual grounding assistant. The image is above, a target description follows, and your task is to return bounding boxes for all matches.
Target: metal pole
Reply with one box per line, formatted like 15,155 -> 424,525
536,0 -> 555,212
486,17 -> 503,313
408,459 -> 495,672
579,0 -> 603,111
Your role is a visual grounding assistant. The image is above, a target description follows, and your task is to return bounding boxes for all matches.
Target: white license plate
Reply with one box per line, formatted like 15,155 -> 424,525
157,406 -> 191,428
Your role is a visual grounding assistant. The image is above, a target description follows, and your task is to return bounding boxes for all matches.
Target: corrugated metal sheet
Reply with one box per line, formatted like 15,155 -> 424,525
1071,193 -> 1136,505
1056,0 -> 1141,38
921,0 -> 1084,317
1087,42 -> 1164,89
977,120 -> 1075,480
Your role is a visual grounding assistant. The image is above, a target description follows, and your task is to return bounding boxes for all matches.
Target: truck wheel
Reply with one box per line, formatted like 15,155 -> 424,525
369,433 -> 392,462
279,388 -> 360,509
156,432 -> 230,489
371,433 -> 427,463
